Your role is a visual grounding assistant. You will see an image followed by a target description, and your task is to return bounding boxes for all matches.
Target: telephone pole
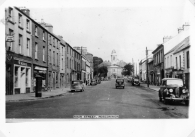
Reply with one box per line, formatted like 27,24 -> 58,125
146,47 -> 149,87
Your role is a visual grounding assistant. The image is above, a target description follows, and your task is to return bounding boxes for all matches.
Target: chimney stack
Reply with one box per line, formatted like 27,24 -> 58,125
163,36 -> 172,43
183,22 -> 190,31
19,7 -> 30,16
178,27 -> 184,34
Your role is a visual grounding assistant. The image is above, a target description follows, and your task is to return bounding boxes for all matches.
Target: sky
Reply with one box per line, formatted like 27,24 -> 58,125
0,0 -> 193,65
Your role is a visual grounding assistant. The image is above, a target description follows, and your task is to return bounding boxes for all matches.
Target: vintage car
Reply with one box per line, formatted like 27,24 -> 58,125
131,78 -> 140,86
115,78 -> 125,89
70,80 -> 85,92
158,78 -> 189,105
90,79 -> 97,86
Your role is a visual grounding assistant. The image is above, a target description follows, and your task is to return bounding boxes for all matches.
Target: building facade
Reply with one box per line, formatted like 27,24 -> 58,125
107,50 -> 123,78
5,7 -> 33,94
85,53 -> 94,80
152,44 -> 164,85
32,18 -> 49,93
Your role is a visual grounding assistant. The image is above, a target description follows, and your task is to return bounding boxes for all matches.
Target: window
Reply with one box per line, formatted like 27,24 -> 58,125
8,29 -> 13,51
18,14 -> 22,27
53,51 -> 55,65
187,51 -> 189,68
27,38 -> 30,56
48,34 -> 51,44
62,58 -> 63,70
170,55 -> 172,67
49,49 -> 51,64
35,43 -> 38,59
70,59 -> 71,69
26,68 -> 29,87
19,34 -> 23,54
57,53 -> 58,66
43,31 -> 45,41
179,55 -> 181,69
14,66 -> 19,87
176,57 -> 178,69
35,26 -> 38,36
164,58 -> 166,68
43,47 -> 45,62
53,38 -> 55,47
26,19 -> 30,31
167,57 -> 169,68
8,7 -> 13,21
67,57 -> 68,68
62,47 -> 63,56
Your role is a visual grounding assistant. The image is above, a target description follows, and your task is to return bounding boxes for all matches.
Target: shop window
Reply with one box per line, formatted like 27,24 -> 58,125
14,66 -> 19,87
26,68 -> 29,87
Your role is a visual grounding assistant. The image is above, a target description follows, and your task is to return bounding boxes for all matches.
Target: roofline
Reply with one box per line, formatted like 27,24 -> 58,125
14,6 -> 60,40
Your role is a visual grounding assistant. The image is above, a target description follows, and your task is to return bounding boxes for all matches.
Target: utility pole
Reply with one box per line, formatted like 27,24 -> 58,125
146,47 -> 149,87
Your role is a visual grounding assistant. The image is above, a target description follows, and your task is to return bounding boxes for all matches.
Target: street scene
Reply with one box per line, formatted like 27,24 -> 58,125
4,0 -> 192,120
6,79 -> 188,119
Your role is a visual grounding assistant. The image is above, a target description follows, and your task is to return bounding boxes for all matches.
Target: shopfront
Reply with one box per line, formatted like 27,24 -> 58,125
13,58 -> 32,94
33,66 -> 47,92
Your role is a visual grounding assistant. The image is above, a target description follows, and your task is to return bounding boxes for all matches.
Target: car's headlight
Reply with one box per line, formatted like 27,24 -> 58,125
182,89 -> 186,93
169,89 -> 173,92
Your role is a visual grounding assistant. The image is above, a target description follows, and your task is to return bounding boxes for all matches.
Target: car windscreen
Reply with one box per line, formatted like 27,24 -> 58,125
72,81 -> 80,85
116,79 -> 124,82
166,80 -> 183,87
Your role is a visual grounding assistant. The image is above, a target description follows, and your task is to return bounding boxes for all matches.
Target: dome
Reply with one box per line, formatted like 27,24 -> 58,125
111,50 -> 117,55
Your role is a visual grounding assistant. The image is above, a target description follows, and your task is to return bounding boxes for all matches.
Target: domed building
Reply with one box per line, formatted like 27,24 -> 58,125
106,50 -> 126,78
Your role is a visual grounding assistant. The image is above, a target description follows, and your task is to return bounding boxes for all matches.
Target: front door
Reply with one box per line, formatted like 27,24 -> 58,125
6,64 -> 13,95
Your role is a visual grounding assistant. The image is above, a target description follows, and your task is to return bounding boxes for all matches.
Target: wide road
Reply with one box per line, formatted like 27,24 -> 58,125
6,79 -> 189,119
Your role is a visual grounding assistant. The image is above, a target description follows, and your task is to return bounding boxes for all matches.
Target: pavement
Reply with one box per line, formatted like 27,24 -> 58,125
6,87 -> 70,102
140,83 -> 160,91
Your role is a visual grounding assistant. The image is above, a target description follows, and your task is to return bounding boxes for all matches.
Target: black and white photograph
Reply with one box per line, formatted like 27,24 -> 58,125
1,0 -> 195,136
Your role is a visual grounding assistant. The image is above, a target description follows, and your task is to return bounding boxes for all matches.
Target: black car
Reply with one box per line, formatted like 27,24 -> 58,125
115,78 -> 125,89
158,78 -> 190,105
131,78 -> 140,86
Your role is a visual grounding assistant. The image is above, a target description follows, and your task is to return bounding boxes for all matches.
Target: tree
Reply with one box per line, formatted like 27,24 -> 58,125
122,63 -> 134,76
93,56 -> 103,76
98,66 -> 108,77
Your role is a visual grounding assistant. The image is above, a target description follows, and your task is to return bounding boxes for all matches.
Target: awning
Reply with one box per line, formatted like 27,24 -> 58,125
35,66 -> 47,71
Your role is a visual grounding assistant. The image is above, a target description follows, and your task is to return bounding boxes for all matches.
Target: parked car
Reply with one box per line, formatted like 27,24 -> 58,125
70,80 -> 85,92
90,79 -> 97,86
97,79 -> 101,84
131,78 -> 140,86
115,78 -> 125,89
158,78 -> 190,105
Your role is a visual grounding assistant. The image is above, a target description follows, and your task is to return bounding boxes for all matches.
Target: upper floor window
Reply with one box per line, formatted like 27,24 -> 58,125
18,14 -> 22,27
53,51 -> 55,65
26,19 -> 30,31
18,34 -> 23,54
43,31 -> 45,41
35,26 -> 38,36
176,57 -> 178,69
43,47 -> 45,62
8,7 -> 13,21
27,38 -> 30,56
8,29 -> 14,51
187,51 -> 189,68
179,55 -> 181,69
35,43 -> 38,59
53,38 -> 55,47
